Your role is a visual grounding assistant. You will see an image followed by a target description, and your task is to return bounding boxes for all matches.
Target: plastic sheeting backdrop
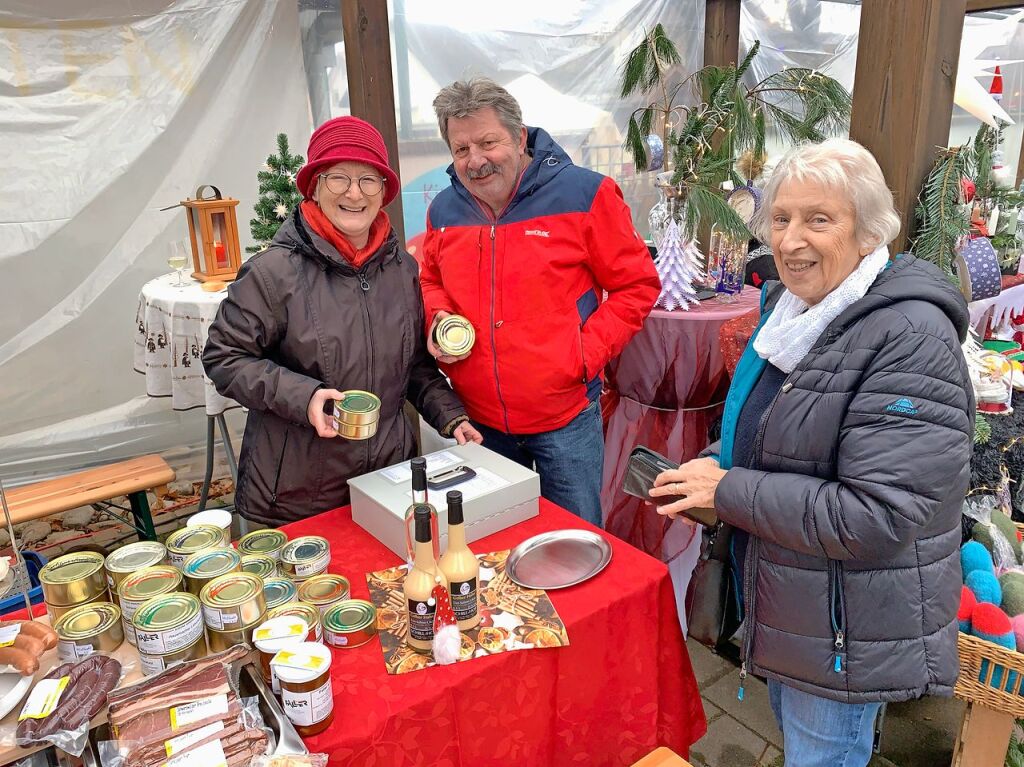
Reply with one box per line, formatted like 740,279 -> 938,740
0,0 -> 704,485
0,0 -> 310,484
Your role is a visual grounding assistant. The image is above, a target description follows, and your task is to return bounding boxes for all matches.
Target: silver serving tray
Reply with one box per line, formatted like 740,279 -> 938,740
505,530 -> 612,590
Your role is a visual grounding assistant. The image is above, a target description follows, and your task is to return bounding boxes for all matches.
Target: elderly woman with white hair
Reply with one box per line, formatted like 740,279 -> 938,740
651,138 -> 973,767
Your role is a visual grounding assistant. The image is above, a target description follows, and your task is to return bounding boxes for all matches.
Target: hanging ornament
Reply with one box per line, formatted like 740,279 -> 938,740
654,220 -> 701,311
274,203 -> 289,220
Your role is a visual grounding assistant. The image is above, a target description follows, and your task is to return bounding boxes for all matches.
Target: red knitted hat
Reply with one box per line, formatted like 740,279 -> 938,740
296,116 -> 400,205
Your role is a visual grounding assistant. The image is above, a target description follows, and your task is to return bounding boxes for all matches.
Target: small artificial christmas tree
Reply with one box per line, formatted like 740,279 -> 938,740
654,220 -> 701,311
247,133 -> 304,254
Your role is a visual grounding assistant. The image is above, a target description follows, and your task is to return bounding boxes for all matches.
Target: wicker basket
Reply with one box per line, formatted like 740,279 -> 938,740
955,632 -> 1024,717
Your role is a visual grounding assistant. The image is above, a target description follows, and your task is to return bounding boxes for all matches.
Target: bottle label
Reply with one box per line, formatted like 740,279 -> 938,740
448,578 -> 478,622
281,678 -> 333,726
407,598 -> 436,641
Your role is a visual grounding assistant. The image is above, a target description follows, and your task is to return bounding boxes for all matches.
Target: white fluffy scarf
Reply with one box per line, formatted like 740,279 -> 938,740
753,246 -> 890,373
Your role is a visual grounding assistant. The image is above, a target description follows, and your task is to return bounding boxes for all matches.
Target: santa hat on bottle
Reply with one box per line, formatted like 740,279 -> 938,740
430,584 -> 461,665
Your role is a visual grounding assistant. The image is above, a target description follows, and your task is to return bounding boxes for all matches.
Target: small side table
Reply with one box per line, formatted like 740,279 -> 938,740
133,273 -> 239,514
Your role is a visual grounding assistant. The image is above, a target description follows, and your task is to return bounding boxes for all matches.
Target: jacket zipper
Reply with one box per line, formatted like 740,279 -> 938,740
358,267 -> 374,469
488,225 -> 512,432
739,372 -> 793,700
270,430 -> 291,506
828,559 -> 847,673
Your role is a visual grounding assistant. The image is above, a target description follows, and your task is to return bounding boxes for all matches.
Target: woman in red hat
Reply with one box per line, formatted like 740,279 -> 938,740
204,116 -> 481,527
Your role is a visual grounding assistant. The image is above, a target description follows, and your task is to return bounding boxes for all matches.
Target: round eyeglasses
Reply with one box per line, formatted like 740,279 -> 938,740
319,173 -> 385,196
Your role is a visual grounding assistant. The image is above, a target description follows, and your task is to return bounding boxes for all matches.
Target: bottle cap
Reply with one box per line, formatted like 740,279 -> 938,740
414,504 -> 433,542
447,490 -> 464,525
411,457 -> 427,492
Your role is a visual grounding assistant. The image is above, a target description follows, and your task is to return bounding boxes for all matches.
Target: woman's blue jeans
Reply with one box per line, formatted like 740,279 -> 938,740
768,679 -> 882,767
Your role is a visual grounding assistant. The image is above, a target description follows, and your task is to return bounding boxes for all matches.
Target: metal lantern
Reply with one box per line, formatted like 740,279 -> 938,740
181,185 -> 242,282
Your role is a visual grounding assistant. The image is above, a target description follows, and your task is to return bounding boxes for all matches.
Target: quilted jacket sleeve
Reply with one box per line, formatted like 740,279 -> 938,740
580,177 -> 662,377
419,213 -> 456,328
714,319 -> 973,560
203,257 -> 322,425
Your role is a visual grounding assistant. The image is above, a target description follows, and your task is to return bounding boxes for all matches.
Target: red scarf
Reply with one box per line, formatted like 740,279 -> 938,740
300,200 -> 390,269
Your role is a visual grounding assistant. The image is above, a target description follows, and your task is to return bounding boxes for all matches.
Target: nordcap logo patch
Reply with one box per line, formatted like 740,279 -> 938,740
885,398 -> 919,416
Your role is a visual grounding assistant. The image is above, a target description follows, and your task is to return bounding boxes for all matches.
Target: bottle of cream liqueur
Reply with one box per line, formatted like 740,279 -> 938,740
404,504 -> 447,653
438,491 -> 480,630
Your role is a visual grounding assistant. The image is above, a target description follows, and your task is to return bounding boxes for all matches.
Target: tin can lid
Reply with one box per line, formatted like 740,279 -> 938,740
55,602 -> 122,639
241,554 -> 276,580
119,566 -> 182,602
323,599 -> 376,634
253,616 -> 310,652
167,524 -> 224,553
270,642 -> 332,684
238,530 -> 287,556
201,572 -> 263,606
133,592 -> 200,631
41,552 -> 104,584
105,542 -> 167,574
436,315 -> 475,355
267,601 -> 321,628
263,578 -> 298,610
336,391 -> 380,415
280,536 -> 330,565
183,547 -> 240,578
297,574 -> 349,604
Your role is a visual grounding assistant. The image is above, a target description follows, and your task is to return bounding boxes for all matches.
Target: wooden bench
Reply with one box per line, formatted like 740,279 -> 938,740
631,747 -> 694,767
3,455 -> 175,542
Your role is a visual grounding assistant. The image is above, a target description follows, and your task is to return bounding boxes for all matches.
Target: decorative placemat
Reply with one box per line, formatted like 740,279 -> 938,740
366,549 -> 570,674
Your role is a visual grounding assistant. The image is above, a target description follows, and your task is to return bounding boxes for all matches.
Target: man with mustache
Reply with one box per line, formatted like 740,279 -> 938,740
420,77 -> 661,526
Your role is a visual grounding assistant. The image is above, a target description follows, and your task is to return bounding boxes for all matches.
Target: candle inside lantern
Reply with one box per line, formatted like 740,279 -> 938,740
214,240 -> 227,267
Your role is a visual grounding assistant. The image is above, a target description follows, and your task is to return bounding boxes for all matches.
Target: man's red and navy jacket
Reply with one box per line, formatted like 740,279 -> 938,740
420,127 -> 660,434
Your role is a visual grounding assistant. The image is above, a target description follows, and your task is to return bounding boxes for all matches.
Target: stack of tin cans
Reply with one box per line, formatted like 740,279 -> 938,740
41,551 -> 111,622
200,571 -> 267,652
332,390 -> 381,440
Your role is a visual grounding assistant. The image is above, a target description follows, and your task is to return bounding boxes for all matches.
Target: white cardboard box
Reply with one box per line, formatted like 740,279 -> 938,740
349,443 -> 540,562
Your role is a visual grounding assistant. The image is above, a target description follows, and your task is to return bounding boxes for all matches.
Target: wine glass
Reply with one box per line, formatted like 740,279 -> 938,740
167,241 -> 189,287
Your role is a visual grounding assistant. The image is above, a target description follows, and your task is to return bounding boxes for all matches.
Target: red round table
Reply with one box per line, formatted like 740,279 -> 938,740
601,288 -> 761,586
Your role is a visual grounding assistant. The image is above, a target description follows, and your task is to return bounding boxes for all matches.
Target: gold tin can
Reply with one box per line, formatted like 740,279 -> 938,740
264,578 -> 298,611
46,590 -> 110,623
267,601 -> 323,643
40,551 -> 108,607
182,547 -> 242,596
166,524 -> 225,570
336,421 -> 377,440
433,314 -> 476,357
200,572 -> 267,632
280,537 -> 331,582
54,602 -> 124,662
105,542 -> 167,603
323,599 -> 377,649
138,634 -> 207,676
237,530 -> 288,561
241,554 -> 277,581
132,592 -> 206,657
207,622 -> 261,653
333,390 -> 380,427
297,574 -> 350,616
118,566 -> 183,647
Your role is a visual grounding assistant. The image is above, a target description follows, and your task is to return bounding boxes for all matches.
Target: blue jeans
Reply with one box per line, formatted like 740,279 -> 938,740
768,680 -> 881,767
472,400 -> 604,527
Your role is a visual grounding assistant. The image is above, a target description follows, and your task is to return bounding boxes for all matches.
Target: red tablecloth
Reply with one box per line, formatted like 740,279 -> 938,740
293,500 -> 705,765
601,288 -> 761,560
9,502 -> 705,765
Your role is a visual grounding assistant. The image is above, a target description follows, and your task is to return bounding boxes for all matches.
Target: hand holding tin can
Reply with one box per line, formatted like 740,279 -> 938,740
428,312 -> 475,363
332,390 -> 381,440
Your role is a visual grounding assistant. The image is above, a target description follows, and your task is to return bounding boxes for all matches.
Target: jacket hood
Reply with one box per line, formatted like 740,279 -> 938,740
842,254 -> 971,343
271,207 -> 399,274
444,126 -> 574,209
763,254 -> 969,345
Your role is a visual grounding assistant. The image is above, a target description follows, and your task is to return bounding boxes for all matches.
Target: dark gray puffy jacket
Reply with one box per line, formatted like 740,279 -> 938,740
203,210 -> 465,527
716,255 -> 973,704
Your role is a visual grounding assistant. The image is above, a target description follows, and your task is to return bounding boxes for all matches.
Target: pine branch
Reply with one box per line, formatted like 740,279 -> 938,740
912,145 -> 972,277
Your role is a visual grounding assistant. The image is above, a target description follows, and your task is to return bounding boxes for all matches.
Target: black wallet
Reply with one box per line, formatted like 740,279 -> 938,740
622,446 -> 718,526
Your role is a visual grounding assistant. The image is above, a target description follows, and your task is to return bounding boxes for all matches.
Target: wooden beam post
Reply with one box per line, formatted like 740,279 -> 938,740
849,0 -> 966,255
341,0 -> 406,246
703,0 -> 741,68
